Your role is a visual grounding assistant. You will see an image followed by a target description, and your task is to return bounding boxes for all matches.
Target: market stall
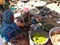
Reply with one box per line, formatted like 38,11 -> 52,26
1,0 -> 60,45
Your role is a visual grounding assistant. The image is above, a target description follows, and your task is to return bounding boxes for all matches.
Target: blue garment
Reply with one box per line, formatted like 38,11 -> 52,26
0,26 -> 1,34
1,25 -> 18,42
1,10 -> 21,42
2,10 -> 13,26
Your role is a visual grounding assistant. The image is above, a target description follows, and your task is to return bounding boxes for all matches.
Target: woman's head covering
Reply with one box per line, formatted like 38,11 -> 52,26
2,10 -> 21,32
1,10 -> 22,42
3,10 -> 13,23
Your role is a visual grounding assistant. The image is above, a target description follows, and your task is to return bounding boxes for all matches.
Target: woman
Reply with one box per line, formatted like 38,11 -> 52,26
1,10 -> 22,42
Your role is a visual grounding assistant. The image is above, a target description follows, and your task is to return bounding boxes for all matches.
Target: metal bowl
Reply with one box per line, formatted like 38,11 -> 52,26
29,30 -> 49,45
49,27 -> 60,45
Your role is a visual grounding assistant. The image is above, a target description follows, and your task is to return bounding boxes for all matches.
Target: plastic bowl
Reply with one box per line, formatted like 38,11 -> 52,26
29,30 -> 49,45
34,1 -> 46,7
49,27 -> 60,45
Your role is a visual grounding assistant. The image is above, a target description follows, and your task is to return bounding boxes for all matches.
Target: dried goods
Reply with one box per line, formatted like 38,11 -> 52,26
51,32 -> 60,45
31,32 -> 48,44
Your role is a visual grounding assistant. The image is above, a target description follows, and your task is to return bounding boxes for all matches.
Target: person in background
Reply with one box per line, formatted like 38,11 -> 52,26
0,10 -> 22,45
0,0 -> 5,11
0,0 -> 10,11
9,1 -> 16,12
5,0 -> 11,4
3,2 -> 10,10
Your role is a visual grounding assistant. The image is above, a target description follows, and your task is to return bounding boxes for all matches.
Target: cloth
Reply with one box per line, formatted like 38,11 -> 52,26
1,10 -> 21,42
0,35 -> 4,45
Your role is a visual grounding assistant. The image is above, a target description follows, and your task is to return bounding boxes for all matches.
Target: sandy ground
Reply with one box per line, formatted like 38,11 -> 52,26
46,3 -> 60,14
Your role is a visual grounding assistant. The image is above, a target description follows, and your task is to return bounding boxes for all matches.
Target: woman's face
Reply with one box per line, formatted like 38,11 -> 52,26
10,15 -> 14,22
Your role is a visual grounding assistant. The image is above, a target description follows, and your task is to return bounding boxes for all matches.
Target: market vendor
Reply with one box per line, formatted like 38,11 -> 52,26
0,10 -> 22,44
